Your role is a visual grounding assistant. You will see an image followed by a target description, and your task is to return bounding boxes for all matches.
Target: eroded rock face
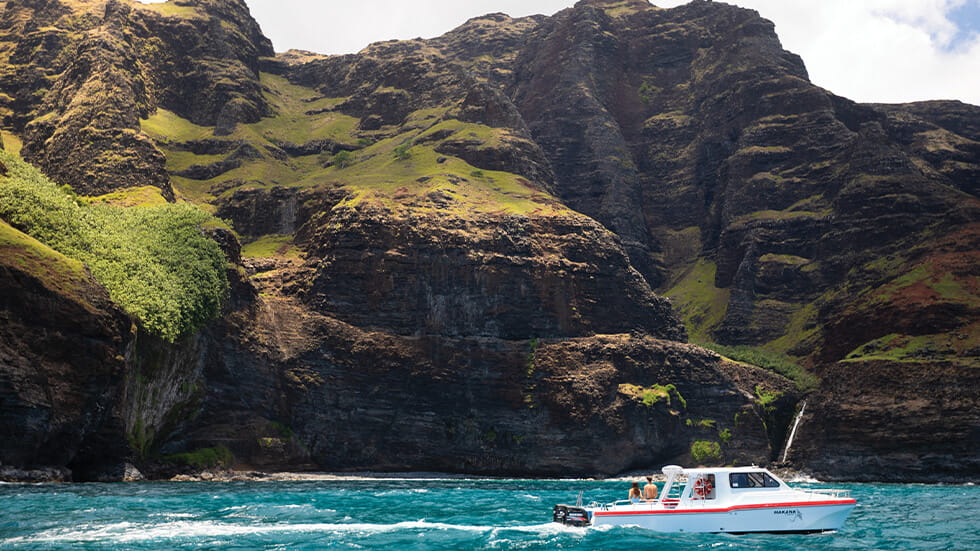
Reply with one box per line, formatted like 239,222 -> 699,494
178,290 -> 790,476
0,0 -> 273,196
298,206 -> 683,341
0,217 -> 234,481
792,360 -> 980,483
0,226 -> 132,478
289,333 -> 791,476
507,0 -> 980,351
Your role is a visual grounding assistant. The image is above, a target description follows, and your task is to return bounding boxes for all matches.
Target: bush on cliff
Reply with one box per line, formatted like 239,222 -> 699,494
163,446 -> 234,470
0,150 -> 228,342
700,342 -> 820,393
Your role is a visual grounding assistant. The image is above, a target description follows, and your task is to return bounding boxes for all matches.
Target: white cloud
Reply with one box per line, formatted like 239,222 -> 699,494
238,0 -> 978,106
243,0 -> 574,54
654,0 -> 980,105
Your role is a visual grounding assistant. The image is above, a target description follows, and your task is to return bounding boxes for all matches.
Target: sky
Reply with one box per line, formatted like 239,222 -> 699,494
148,0 -> 980,106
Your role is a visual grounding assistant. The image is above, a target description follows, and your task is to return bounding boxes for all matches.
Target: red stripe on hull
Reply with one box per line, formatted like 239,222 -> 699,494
592,499 -> 856,517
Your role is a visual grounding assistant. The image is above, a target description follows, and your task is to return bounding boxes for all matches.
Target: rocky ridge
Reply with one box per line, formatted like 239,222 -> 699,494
0,0 -> 272,196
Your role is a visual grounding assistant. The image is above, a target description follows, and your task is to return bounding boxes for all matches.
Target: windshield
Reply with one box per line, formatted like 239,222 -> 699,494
729,472 -> 780,489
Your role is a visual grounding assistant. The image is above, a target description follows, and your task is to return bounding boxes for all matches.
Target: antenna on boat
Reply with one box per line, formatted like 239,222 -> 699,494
576,491 -> 583,507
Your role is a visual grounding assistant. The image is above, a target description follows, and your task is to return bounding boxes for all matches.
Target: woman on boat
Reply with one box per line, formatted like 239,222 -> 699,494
628,481 -> 642,503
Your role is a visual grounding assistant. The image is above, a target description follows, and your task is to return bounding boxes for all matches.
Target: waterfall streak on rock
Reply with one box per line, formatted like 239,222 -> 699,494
781,401 -> 807,464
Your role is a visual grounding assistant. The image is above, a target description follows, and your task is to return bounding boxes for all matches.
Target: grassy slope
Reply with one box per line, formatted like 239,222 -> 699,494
141,73 -> 571,227
836,232 -> 980,365
85,186 -> 169,207
0,219 -> 96,310
664,223 -> 980,382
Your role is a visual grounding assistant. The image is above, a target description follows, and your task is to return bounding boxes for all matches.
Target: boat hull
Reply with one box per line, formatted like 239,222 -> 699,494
590,500 -> 856,533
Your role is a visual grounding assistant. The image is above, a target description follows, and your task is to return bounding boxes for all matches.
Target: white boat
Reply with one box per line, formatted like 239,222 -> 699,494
553,465 -> 856,533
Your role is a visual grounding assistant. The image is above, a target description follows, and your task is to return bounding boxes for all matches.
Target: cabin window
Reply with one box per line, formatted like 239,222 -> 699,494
729,472 -> 780,489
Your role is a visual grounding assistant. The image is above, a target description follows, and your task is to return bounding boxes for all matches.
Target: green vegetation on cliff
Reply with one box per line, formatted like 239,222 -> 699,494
690,440 -> 722,463
163,445 -> 234,470
140,71 -> 566,218
701,343 -> 819,393
664,260 -> 730,341
0,150 -> 228,341
619,382 -> 687,409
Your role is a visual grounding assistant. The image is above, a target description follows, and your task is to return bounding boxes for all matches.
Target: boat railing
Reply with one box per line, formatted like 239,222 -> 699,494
805,488 -> 851,499
598,499 -> 661,509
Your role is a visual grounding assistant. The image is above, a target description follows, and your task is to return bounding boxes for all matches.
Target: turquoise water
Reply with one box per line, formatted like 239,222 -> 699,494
0,478 -> 976,550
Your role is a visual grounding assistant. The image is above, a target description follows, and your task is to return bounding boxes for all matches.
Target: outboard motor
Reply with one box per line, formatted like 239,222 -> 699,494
553,504 -> 591,527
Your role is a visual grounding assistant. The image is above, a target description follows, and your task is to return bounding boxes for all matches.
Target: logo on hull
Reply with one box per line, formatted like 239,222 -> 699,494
773,509 -> 803,521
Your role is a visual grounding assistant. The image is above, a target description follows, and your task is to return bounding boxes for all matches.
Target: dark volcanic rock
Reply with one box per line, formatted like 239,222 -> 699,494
0,223 -> 132,477
284,332 -> 792,476
216,185 -> 336,241
791,360 -> 980,483
507,0 -> 979,353
298,205 -> 684,341
179,291 -> 792,476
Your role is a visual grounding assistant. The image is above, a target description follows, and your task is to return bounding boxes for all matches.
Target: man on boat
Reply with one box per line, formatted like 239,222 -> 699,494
643,476 -> 659,501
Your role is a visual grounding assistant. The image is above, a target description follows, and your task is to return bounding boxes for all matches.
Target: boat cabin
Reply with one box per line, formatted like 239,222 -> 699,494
657,465 -> 787,506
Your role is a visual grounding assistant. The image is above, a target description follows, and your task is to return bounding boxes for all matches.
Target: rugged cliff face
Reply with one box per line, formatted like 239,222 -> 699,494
502,0 -> 980,479
0,220 -> 128,479
0,0 -> 272,196
1,0 -> 977,481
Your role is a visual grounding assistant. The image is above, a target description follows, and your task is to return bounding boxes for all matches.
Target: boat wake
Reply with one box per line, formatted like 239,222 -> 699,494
6,519 -> 585,545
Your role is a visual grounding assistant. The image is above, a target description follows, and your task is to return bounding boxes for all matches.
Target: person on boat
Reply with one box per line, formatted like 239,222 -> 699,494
628,481 -> 642,503
643,476 -> 658,501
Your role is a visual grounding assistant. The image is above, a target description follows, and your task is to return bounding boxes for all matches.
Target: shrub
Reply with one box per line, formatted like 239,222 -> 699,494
0,151 -> 228,342
620,382 -> 688,409
393,143 -> 412,160
690,440 -> 722,463
332,150 -> 353,168
686,418 -> 716,429
164,445 -> 234,469
719,428 -> 733,444
754,385 -> 782,413
638,80 -> 657,103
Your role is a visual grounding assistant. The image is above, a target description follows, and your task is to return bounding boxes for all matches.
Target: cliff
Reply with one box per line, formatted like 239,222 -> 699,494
0,0 -> 272,196
0,0 -> 977,481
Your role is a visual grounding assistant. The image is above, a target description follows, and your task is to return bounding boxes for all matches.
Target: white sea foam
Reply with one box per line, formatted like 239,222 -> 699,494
149,512 -> 197,519
375,488 -> 430,497
783,473 -> 821,483
6,519 -> 571,544
495,522 -> 585,534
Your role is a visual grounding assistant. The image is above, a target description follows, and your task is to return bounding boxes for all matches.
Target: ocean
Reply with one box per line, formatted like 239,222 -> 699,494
0,477 -> 976,550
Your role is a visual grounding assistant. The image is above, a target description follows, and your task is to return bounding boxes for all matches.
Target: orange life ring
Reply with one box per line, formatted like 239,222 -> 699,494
693,477 -> 713,498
